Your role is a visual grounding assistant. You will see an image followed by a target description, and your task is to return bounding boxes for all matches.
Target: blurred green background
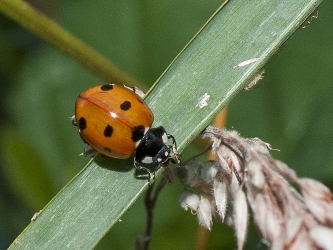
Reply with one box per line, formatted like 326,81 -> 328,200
0,0 -> 332,249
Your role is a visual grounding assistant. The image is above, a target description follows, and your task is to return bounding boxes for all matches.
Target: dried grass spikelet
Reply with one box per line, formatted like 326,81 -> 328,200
178,126 -> 333,250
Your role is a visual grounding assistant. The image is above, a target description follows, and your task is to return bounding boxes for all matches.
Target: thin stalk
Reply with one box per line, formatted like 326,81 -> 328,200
0,0 -> 142,87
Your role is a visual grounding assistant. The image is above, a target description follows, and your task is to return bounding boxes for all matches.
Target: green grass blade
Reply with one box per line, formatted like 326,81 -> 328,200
9,0 -> 322,249
0,0 -> 140,87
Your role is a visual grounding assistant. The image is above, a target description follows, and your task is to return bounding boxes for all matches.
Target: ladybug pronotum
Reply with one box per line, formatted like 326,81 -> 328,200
72,84 -> 180,180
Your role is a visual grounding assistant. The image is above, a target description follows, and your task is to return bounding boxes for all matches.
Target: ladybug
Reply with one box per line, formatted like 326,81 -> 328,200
72,84 -> 180,180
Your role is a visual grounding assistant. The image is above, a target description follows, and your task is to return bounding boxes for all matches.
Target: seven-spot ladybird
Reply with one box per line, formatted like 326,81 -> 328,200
72,84 -> 180,180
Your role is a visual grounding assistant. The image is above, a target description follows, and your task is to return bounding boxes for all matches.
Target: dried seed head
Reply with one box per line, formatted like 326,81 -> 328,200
297,178 -> 333,226
178,126 -> 333,249
213,180 -> 228,221
234,189 -> 248,250
197,197 -> 213,230
310,226 -> 333,249
179,190 -> 200,212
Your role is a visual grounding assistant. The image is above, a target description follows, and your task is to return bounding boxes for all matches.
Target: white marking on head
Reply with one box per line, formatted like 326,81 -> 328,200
141,157 -> 153,164
135,127 -> 150,148
135,139 -> 142,148
162,133 -> 168,144
157,158 -> 162,162
165,151 -> 169,156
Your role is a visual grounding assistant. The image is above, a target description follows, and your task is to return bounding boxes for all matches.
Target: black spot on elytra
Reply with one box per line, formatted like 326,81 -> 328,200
104,125 -> 113,137
78,117 -> 87,130
101,84 -> 113,91
104,147 -> 112,153
132,125 -> 145,142
120,101 -> 131,111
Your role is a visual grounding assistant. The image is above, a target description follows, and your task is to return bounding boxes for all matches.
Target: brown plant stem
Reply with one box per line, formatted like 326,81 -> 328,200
142,177 -> 167,250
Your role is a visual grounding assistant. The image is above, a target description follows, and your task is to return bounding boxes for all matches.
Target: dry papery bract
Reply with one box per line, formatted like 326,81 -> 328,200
177,126 -> 333,250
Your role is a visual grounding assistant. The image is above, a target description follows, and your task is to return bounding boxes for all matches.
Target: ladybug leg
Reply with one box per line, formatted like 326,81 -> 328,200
167,134 -> 182,167
70,115 -> 77,126
123,85 -> 145,99
81,145 -> 97,157
134,159 -> 154,182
